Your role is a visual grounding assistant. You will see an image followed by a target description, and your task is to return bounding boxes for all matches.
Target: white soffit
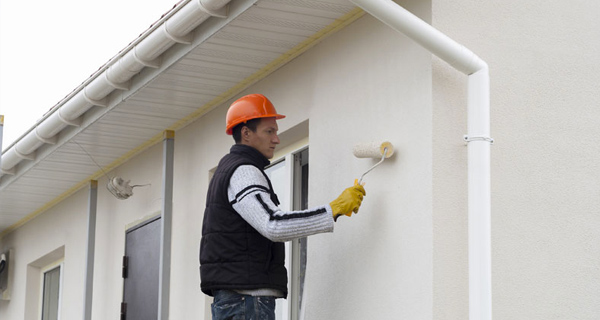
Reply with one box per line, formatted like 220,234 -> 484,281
0,0 -> 363,236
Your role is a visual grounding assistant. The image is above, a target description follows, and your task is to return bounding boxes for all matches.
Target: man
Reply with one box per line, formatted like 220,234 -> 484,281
200,94 -> 366,320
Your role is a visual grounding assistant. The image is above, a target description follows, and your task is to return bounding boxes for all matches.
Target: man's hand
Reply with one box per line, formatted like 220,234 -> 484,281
330,181 -> 366,221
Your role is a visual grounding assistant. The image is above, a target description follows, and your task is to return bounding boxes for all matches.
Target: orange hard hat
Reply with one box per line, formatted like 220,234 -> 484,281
225,94 -> 285,135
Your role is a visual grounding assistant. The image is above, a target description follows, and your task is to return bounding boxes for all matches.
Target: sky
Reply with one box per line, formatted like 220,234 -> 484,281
0,0 -> 178,150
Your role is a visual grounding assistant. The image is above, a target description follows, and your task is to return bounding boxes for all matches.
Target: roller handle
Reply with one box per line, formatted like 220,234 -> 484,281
357,147 -> 389,185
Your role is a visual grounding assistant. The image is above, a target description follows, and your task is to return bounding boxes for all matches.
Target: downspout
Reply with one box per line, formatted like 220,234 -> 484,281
158,131 -> 175,320
348,1 -> 492,319
83,180 -> 98,320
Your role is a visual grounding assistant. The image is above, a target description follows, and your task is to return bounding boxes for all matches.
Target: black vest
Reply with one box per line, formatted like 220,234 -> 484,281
200,144 -> 288,297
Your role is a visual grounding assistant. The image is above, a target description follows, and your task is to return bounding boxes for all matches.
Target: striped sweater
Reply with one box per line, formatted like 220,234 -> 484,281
228,164 -> 334,242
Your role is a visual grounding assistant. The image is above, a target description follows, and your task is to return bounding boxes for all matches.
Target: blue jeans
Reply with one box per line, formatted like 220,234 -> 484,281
211,290 -> 276,320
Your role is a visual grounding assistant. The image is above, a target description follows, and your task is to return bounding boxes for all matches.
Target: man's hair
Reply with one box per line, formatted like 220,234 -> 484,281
232,118 -> 262,143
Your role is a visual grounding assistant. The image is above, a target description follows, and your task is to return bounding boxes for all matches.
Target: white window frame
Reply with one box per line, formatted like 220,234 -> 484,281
38,259 -> 64,320
266,145 -> 309,320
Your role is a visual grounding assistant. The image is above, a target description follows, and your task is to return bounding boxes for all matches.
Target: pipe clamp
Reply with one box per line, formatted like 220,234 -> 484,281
463,135 -> 494,144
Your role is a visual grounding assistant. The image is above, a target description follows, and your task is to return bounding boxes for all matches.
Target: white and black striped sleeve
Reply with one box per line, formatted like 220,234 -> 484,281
228,165 -> 334,242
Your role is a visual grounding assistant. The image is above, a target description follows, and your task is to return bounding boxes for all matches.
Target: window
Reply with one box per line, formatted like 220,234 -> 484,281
41,265 -> 61,320
25,247 -> 64,320
265,147 -> 309,320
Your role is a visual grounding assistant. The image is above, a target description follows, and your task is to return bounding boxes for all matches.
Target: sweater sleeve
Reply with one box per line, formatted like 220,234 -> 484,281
228,165 -> 334,242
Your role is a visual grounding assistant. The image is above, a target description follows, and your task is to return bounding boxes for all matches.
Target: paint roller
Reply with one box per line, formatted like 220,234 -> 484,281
353,141 -> 394,184
331,141 -> 394,222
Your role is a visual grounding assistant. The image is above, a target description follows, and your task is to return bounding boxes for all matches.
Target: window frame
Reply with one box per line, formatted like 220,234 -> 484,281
39,259 -> 63,320
266,145 -> 309,320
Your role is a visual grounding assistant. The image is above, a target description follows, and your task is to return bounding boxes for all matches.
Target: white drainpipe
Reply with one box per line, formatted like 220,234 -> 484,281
349,0 -> 492,319
0,0 -> 231,177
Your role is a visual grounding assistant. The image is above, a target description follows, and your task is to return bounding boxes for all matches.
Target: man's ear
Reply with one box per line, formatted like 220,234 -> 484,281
241,126 -> 250,141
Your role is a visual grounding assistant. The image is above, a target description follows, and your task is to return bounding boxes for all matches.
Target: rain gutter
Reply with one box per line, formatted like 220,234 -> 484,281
348,0 -> 492,319
0,0 -> 232,178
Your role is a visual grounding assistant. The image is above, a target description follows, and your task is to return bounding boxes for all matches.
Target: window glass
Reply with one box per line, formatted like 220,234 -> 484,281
265,159 -> 290,320
41,266 -> 61,320
291,148 -> 308,320
266,160 -> 289,210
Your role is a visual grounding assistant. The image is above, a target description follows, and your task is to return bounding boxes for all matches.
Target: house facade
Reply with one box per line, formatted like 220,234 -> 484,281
1,0 -> 599,319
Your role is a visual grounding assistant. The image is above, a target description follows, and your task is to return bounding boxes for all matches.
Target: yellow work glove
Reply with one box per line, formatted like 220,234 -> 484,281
330,180 -> 366,222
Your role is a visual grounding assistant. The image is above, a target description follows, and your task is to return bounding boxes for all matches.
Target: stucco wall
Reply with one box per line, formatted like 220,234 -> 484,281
432,0 -> 600,319
298,2 -> 434,319
91,143 -> 165,319
0,189 -> 89,320
0,141 -> 166,319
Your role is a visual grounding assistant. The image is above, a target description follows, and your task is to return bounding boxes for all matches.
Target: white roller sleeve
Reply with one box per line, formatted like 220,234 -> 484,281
352,141 -> 394,159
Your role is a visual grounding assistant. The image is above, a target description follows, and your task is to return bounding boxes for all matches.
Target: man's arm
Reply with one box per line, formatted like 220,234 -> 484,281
228,165 -> 334,242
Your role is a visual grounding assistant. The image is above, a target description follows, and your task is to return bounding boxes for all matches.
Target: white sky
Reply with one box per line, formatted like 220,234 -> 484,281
0,0 -> 177,150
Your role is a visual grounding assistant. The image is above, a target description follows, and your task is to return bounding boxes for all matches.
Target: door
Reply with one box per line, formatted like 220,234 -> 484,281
122,217 -> 161,320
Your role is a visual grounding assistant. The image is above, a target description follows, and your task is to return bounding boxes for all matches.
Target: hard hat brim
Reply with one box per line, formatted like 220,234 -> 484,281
225,114 -> 285,135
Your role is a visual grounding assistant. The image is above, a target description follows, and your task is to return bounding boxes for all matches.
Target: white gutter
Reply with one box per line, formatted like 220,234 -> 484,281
348,1 -> 492,319
0,0 -> 231,177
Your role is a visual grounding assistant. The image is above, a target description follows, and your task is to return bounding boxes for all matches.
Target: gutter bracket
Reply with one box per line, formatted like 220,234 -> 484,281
133,48 -> 162,68
14,148 -> 35,161
35,127 -> 58,145
164,24 -> 193,44
104,73 -> 131,91
198,2 -> 229,18
82,89 -> 108,107
57,110 -> 83,127
0,168 -> 16,175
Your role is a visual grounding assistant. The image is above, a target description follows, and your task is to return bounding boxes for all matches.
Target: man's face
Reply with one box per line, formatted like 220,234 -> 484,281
243,117 -> 280,159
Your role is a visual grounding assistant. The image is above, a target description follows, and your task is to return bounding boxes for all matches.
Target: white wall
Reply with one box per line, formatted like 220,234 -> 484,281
0,139 -> 169,320
299,3 -> 433,320
432,0 -> 600,319
91,142 -> 165,320
0,187 -> 89,320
